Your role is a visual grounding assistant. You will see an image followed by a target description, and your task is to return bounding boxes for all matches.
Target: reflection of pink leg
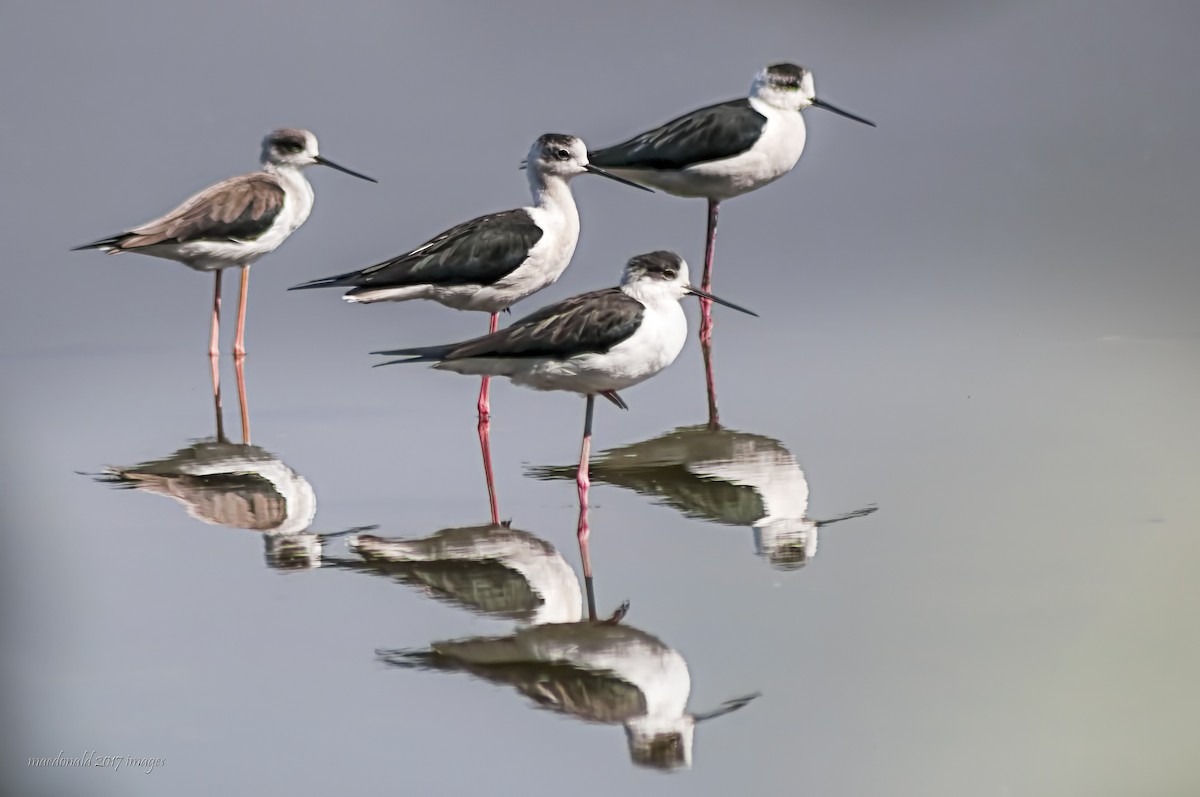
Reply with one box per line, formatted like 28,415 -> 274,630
233,265 -> 249,358
478,312 -> 500,525
235,352 -> 251,445
209,270 -> 222,397
212,363 -> 227,442
701,199 -> 721,428
576,394 -> 595,582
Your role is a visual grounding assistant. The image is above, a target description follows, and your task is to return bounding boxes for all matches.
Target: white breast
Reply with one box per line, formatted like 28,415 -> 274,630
606,101 -> 807,201
512,300 -> 687,394
465,201 -> 581,313
169,170 -> 315,271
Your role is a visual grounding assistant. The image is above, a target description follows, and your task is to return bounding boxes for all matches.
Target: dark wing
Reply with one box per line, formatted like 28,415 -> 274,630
74,173 -> 286,250
376,649 -> 646,723
590,98 -> 766,171
99,470 -> 287,530
375,288 -> 645,363
290,209 -> 542,291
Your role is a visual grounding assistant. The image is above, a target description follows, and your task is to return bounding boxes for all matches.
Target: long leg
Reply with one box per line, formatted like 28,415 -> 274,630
212,360 -> 227,443
209,270 -> 223,396
577,394 -> 595,587
235,350 -> 251,445
233,265 -> 249,358
701,199 -> 721,428
583,567 -> 598,622
478,312 -> 500,525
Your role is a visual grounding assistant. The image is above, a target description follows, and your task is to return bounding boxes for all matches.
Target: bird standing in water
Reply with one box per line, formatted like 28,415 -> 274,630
372,251 -> 756,576
73,128 -> 376,393
589,63 -> 874,425
290,133 -> 649,524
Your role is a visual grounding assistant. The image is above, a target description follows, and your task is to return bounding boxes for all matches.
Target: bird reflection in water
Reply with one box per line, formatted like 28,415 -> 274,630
530,423 -> 877,570
360,523 -> 757,770
380,608 -> 757,771
94,358 -> 362,571
329,524 -> 585,625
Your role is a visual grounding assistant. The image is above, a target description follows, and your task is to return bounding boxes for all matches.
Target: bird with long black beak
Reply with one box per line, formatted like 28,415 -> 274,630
73,128 -> 376,371
290,133 -> 650,526
588,63 -> 875,426
371,250 -> 757,576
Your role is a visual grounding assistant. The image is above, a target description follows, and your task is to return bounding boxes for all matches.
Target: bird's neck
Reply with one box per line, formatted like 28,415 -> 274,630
528,172 -> 577,216
621,279 -> 679,310
263,162 -> 308,187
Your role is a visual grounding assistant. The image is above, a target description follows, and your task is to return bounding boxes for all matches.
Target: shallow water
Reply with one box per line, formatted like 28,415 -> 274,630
5,2 -> 1200,795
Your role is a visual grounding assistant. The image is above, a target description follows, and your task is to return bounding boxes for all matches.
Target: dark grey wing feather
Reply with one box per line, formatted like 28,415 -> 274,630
445,288 -> 644,359
590,98 -> 766,171
75,173 -> 286,250
373,288 -> 645,363
292,209 -> 542,291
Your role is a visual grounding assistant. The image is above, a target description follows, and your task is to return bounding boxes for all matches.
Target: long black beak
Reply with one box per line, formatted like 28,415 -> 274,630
583,163 -> 654,192
811,98 -> 876,127
314,155 -> 378,182
686,285 -> 758,317
693,692 -> 761,723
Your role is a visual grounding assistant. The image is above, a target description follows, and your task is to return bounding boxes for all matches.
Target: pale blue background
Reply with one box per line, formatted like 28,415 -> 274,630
2,1 -> 1198,795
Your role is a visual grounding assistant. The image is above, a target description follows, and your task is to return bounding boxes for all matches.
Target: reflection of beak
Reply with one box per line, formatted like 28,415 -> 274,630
315,524 -> 381,543
314,155 -> 379,182
583,163 -> 654,192
685,285 -> 758,317
810,98 -> 876,127
814,505 -> 879,527
693,692 -> 761,723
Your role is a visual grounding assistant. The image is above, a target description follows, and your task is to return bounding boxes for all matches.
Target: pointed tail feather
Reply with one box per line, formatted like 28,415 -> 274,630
370,343 -> 456,367
288,270 -> 361,291
71,234 -> 129,252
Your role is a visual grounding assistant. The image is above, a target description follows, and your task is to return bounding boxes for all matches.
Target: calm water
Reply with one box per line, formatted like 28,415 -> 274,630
5,2 -> 1200,795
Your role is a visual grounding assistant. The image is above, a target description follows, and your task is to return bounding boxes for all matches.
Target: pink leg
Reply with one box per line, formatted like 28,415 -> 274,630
233,265 -> 249,358
209,270 -> 222,397
235,351 -> 251,445
576,394 -> 595,582
478,313 -> 500,525
701,199 -> 721,429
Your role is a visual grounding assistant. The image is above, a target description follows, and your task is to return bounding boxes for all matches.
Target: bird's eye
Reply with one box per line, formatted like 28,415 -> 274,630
554,149 -> 571,160
662,268 -> 677,279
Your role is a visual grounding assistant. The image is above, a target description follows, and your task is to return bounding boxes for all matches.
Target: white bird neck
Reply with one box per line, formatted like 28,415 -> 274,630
527,171 -> 578,219
263,162 -> 312,193
262,163 -> 316,228
620,278 -> 683,310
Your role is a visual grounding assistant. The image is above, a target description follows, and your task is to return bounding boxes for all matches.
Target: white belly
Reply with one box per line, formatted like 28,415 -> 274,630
129,174 -> 314,272
610,106 -> 807,201
346,203 -> 579,314
450,301 -> 688,395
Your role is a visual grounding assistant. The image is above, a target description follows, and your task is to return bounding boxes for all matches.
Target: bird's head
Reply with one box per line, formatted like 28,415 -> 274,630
751,63 -> 875,127
261,128 -> 376,181
620,251 -> 758,317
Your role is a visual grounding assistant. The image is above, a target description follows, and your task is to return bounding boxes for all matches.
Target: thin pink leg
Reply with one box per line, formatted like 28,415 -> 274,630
209,270 -> 222,397
701,199 -> 721,429
478,312 -> 500,525
576,394 -> 595,582
233,265 -> 249,358
235,351 -> 251,445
